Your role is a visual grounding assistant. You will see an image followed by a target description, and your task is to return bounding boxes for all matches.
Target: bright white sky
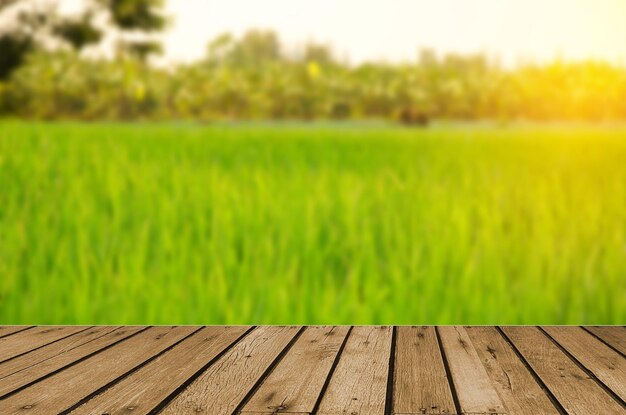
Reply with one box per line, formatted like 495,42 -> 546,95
66,0 -> 626,65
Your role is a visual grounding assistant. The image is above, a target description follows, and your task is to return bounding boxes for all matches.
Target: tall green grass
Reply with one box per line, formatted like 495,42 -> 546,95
0,121 -> 624,324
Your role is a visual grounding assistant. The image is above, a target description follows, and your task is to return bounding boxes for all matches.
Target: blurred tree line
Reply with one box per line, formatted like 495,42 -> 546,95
1,1 -> 625,122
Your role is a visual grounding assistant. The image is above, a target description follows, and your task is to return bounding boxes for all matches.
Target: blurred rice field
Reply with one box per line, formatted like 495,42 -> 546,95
0,121 -> 624,324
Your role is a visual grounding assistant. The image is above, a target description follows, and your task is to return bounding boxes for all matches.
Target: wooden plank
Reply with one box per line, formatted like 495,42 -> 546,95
543,326 -> 626,401
161,326 -> 300,415
241,326 -> 350,414
0,326 -> 143,397
0,326 -> 90,362
584,326 -> 626,356
502,326 -> 624,415
0,326 -> 118,380
316,326 -> 392,415
238,413 -> 308,415
0,327 -> 32,339
70,326 -> 250,415
393,326 -> 456,415
239,413 -> 308,415
466,326 -> 559,415
0,326 -> 198,414
438,326 -> 506,415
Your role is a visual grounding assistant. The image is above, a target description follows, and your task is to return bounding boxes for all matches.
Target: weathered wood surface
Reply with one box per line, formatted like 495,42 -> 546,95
585,326 -> 626,356
316,326 -> 392,415
438,326 -> 507,415
161,326 -> 301,415
241,326 -> 349,414
501,326 -> 625,415
466,326 -> 560,415
0,326 -> 623,415
393,326 -> 456,415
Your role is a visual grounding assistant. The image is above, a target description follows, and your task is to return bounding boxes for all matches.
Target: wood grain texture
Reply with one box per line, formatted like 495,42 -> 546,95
239,413 -> 308,415
0,326 -> 118,381
502,326 -> 624,415
543,326 -> 626,401
0,327 -> 32,339
316,326 -> 392,415
161,326 -> 301,415
0,326 -> 90,362
393,326 -> 456,415
0,326 -> 198,415
438,326 -> 506,415
584,326 -> 626,356
70,326 -> 250,415
466,326 -> 559,415
0,325 -> 622,414
0,326 -> 143,398
242,326 -> 350,414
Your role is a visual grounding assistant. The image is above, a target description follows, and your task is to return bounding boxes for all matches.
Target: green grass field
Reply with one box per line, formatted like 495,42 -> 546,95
0,121 -> 624,324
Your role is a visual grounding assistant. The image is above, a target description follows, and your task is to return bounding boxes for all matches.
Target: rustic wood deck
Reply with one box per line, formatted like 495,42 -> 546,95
0,326 -> 624,414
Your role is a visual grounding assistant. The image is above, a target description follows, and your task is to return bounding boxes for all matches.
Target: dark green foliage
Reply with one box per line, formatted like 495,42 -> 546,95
330,101 -> 351,119
0,0 -> 167,80
0,33 -> 32,80
118,40 -> 163,61
105,0 -> 167,31
53,15 -> 103,50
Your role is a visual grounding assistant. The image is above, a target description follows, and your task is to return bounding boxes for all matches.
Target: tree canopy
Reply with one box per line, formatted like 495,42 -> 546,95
1,27 -> 625,122
0,0 -> 167,79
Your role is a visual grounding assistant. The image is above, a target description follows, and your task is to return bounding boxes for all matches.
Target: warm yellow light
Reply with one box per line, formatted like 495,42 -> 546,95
163,0 -> 626,65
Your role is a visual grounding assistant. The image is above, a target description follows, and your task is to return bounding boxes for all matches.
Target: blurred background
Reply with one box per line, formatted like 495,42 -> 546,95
0,1 -> 624,325
2,0 -> 626,121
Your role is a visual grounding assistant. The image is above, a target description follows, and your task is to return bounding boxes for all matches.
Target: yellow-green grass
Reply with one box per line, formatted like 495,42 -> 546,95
0,121 -> 624,324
